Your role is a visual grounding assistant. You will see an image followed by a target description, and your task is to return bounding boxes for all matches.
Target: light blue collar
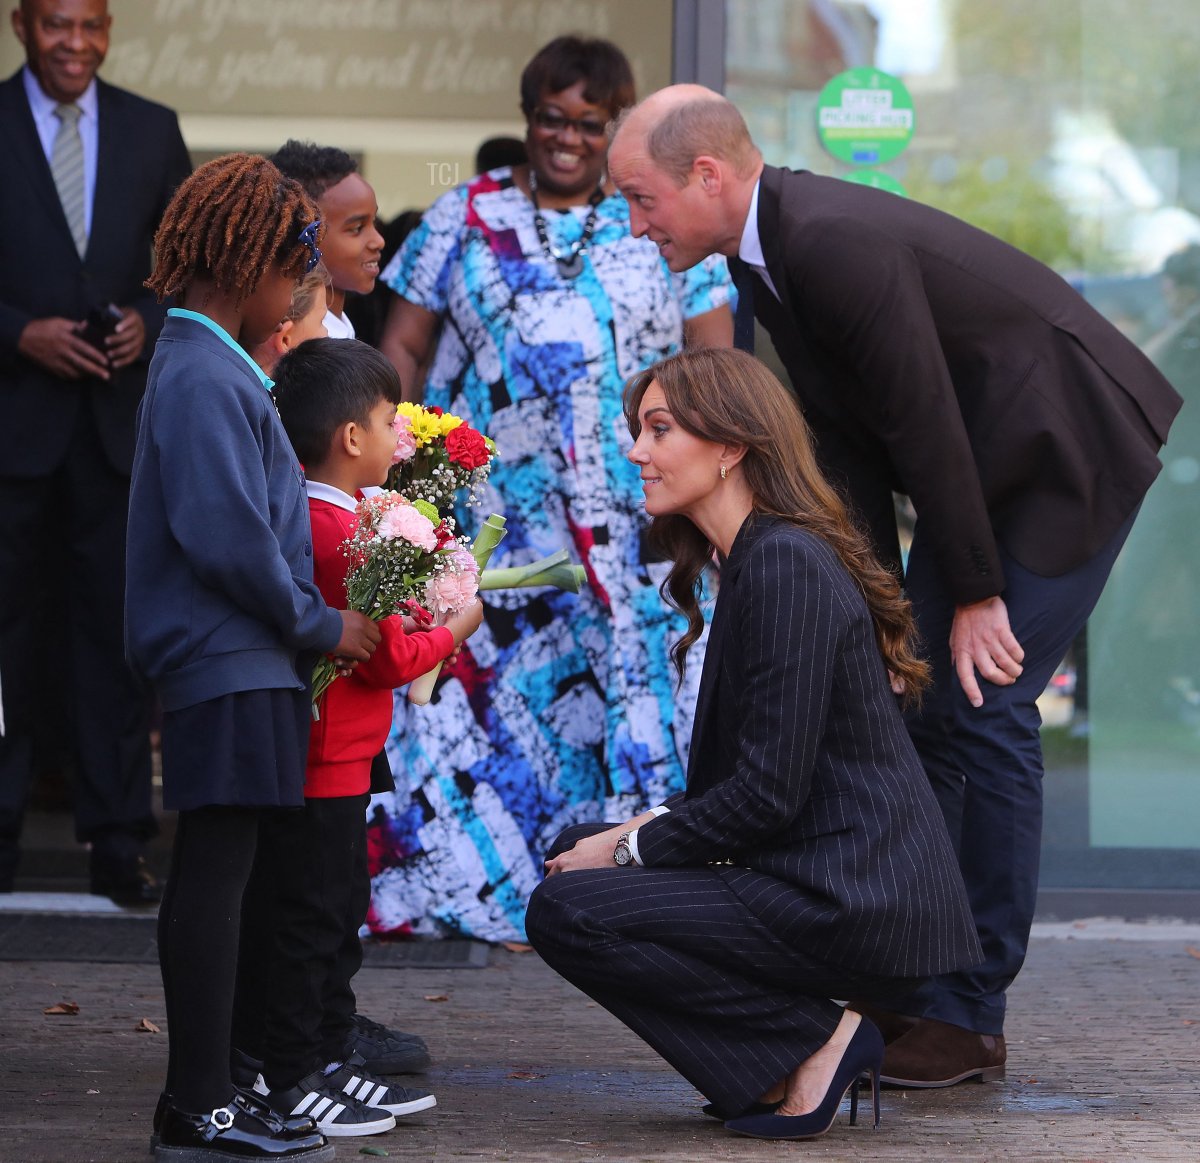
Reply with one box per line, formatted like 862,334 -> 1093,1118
167,308 -> 274,391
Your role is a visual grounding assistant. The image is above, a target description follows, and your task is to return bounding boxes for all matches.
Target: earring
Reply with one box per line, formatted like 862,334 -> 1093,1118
719,464 -> 727,480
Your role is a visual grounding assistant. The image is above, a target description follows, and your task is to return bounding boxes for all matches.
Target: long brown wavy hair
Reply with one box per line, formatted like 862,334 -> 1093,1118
624,347 -> 929,704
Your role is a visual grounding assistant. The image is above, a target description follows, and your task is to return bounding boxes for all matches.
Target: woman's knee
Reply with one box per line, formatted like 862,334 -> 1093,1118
525,877 -> 567,952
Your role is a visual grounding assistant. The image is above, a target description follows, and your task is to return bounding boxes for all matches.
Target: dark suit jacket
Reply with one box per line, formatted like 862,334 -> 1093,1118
0,70 -> 191,477
635,516 -> 981,979
746,165 -> 1182,604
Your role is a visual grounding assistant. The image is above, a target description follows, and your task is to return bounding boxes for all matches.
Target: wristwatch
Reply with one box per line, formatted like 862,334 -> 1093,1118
613,832 -> 634,866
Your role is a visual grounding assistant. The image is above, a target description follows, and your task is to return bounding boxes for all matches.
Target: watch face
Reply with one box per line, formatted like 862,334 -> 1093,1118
614,839 -> 633,866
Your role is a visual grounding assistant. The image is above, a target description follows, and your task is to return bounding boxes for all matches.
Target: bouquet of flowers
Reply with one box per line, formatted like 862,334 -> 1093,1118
311,492 -> 478,717
373,404 -> 590,707
388,402 -> 496,511
406,513 -> 508,705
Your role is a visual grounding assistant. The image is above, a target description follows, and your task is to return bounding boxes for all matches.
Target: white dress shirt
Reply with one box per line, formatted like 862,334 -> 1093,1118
737,177 -> 781,302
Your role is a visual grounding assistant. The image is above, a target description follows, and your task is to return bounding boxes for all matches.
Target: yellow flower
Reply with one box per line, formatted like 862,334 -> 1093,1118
396,402 -> 443,447
438,411 -> 464,435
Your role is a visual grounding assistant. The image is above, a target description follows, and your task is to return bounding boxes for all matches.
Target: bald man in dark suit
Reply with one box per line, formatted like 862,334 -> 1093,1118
0,0 -> 190,901
607,85 -> 1181,1087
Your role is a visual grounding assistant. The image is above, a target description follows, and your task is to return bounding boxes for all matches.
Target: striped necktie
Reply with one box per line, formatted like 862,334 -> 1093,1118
51,102 -> 87,257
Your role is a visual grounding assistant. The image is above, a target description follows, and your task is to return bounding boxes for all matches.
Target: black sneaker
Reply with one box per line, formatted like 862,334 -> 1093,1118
345,1012 -> 431,1074
265,1069 -> 396,1138
154,1091 -> 332,1160
327,1053 -> 437,1117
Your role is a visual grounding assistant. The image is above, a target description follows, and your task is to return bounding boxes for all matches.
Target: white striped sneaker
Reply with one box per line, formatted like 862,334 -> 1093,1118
326,1053 -> 438,1117
265,1071 -> 397,1137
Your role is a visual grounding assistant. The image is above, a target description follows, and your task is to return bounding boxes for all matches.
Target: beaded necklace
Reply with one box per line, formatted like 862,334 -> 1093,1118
528,170 -> 605,280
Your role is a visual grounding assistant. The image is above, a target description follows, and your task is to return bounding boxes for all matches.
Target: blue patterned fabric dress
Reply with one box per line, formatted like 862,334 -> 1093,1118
370,167 -> 733,942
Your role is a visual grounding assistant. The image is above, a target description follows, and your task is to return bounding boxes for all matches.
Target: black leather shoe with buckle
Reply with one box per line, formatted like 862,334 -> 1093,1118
153,1091 -> 333,1160
151,1089 -> 319,1147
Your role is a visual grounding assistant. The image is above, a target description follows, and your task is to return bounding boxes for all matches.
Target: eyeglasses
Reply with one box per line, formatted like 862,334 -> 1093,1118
297,220 -> 323,274
531,107 -> 609,139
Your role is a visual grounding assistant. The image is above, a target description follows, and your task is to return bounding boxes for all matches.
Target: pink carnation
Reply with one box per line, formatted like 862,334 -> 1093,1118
378,503 -> 438,550
391,412 -> 417,463
450,547 -> 480,576
426,569 -> 479,615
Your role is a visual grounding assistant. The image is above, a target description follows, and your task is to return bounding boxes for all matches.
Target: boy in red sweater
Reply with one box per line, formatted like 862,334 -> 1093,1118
250,337 -> 482,1138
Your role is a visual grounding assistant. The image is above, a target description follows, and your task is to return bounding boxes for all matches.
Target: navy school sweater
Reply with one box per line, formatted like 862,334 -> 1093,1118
125,314 -> 343,711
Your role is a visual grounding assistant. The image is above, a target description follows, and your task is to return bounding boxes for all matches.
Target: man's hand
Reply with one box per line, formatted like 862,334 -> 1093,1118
105,307 -> 146,369
950,596 -> 1024,708
17,316 -> 111,381
333,610 -> 381,673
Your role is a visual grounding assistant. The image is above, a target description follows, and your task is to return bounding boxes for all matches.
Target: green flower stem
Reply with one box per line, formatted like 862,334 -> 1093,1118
478,549 -> 586,594
311,594 -> 400,720
471,513 -> 508,570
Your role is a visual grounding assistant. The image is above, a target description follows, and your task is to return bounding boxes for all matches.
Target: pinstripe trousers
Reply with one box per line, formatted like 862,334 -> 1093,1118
526,825 -> 919,1117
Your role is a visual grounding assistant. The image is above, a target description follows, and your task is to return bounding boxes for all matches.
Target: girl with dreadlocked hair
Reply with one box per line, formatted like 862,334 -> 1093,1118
126,153 -> 379,1163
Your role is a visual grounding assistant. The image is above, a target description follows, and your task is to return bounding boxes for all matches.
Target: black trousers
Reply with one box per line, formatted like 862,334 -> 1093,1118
0,405 -> 153,862
235,794 -> 370,1088
526,823 -> 914,1118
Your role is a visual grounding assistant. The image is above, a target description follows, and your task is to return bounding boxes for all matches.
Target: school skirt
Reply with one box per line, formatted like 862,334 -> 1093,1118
160,686 -> 312,812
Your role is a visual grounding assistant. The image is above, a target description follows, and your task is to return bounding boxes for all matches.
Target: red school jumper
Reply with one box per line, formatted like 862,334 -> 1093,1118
306,485 -> 455,797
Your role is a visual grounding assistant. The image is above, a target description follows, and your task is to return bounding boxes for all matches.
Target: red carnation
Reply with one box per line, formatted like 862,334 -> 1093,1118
445,424 -> 490,470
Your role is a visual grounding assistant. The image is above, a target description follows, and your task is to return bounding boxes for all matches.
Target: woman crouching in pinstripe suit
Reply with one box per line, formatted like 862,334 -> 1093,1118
526,347 -> 981,1141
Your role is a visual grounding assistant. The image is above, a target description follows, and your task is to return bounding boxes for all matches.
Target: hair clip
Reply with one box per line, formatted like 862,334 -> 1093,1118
297,220 -> 323,273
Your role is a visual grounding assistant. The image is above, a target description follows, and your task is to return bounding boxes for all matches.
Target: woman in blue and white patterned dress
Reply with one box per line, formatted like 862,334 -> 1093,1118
374,35 -> 733,942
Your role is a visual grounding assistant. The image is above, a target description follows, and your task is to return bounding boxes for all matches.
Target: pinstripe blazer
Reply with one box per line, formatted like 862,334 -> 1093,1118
635,515 -> 981,979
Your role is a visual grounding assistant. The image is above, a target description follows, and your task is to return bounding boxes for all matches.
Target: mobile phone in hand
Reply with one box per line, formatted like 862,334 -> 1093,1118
79,302 -> 124,352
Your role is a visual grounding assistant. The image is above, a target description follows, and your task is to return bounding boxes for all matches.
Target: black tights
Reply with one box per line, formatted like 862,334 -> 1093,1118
158,806 -> 261,1112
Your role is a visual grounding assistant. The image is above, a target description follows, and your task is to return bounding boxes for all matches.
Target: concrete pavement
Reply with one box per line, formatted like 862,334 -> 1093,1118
1,917 -> 1199,1161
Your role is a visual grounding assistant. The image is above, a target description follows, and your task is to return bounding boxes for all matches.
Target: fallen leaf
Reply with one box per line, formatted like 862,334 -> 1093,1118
1185,946 -> 1200,960
136,1018 -> 161,1033
507,1070 -> 545,1081
43,1001 -> 80,1015
359,1148 -> 390,1157
1183,1019 -> 1196,1026
422,994 -> 449,1003
501,941 -> 533,953
86,1089 -> 100,1095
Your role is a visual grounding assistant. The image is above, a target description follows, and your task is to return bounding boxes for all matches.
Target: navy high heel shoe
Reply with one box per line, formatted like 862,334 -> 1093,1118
724,1017 -> 883,1140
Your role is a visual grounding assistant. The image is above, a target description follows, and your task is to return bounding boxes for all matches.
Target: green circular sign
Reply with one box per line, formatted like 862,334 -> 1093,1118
816,68 -> 915,165
843,170 -> 908,197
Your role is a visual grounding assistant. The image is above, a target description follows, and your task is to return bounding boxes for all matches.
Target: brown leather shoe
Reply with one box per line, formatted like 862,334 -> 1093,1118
845,1000 -> 921,1045
879,1016 -> 1005,1088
